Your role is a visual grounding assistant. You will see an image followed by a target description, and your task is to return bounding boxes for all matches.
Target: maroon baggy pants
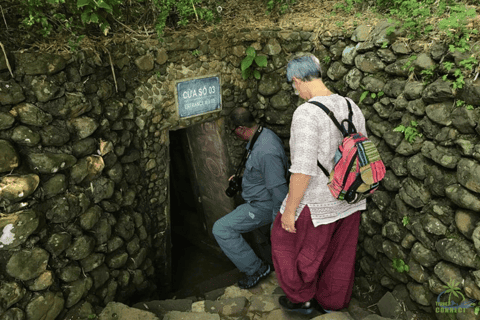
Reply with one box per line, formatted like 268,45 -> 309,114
271,205 -> 361,310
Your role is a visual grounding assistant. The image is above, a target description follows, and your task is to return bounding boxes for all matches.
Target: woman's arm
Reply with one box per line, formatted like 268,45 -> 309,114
281,172 -> 311,233
281,105 -> 320,232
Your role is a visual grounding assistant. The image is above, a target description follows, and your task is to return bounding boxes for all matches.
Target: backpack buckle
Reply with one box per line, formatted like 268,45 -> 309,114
346,192 -> 367,204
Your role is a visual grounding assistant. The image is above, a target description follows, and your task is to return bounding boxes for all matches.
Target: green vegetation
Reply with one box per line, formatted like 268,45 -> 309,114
420,65 -> 437,84
456,100 -> 474,110
402,55 -> 417,74
68,34 -> 86,52
7,0 -> 219,38
392,258 -> 409,273
334,0 -> 362,13
241,47 -> 268,80
337,0 -> 478,108
402,216 -> 410,227
359,90 -> 384,104
445,230 -> 462,240
266,0 -> 296,15
393,121 -> 422,143
5,0 -> 296,39
337,0 -> 477,41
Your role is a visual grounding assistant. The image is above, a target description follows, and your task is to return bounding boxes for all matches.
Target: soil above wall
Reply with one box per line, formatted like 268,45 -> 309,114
2,0 -> 479,54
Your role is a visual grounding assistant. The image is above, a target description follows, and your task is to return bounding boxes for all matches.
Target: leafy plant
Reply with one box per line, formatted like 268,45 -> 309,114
439,5 -> 477,53
393,121 -> 422,143
78,0 -> 122,35
443,61 -> 455,72
241,47 -> 268,80
386,26 -> 396,36
455,100 -> 474,110
359,90 -> 369,104
359,90 -> 384,104
402,216 -> 410,227
459,56 -> 479,71
18,0 -> 124,36
420,65 -> 437,84
452,69 -> 465,90
68,34 -> 85,52
340,0 -> 478,64
334,0 -> 361,13
13,0 -> 221,38
323,56 -> 331,64
375,0 -> 436,38
392,259 -> 409,273
191,49 -> 199,56
402,55 -> 417,73
442,55 -> 477,92
266,0 -> 296,15
154,0 -> 219,37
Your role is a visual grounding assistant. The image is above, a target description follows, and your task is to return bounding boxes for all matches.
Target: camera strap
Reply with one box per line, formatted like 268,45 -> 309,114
234,125 -> 263,176
246,125 -> 263,159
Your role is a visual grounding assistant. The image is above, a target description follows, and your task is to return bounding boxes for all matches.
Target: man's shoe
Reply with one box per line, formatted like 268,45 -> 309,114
237,262 -> 271,289
279,296 -> 315,315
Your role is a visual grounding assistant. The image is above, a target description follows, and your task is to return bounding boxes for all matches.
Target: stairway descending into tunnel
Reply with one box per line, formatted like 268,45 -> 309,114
169,208 -> 241,300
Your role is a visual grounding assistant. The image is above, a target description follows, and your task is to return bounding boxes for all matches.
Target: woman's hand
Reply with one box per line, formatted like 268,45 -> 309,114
281,211 -> 296,233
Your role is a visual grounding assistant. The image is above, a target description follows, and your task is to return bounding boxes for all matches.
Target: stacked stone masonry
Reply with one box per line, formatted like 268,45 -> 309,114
1,19 -> 480,320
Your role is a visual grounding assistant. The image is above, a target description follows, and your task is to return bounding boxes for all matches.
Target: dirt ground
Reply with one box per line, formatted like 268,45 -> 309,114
197,0 -> 382,35
178,0 -> 480,51
1,0 -> 480,53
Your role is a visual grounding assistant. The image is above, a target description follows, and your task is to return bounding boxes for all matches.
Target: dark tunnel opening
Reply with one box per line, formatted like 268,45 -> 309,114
168,129 -> 237,298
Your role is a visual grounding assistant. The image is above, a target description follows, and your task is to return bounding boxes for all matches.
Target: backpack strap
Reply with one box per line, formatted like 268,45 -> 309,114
345,98 -> 355,134
308,98 -> 356,177
308,101 -> 347,136
317,160 -> 330,177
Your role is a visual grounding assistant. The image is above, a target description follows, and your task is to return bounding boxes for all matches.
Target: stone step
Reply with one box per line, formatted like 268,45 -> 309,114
130,293 -> 388,320
110,294 -> 399,320
122,272 -> 421,320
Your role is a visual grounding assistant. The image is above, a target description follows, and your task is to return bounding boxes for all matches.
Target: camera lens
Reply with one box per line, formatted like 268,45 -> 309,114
225,186 -> 236,197
225,177 -> 240,197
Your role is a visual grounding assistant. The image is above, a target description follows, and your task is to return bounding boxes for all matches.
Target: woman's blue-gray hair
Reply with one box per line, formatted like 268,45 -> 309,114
286,54 -> 322,83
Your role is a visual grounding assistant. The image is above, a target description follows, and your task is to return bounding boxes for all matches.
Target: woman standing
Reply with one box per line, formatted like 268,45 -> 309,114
271,54 -> 368,314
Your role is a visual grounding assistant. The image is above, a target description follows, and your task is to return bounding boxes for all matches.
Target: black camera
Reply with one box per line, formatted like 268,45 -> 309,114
225,176 -> 242,197
225,126 -> 262,198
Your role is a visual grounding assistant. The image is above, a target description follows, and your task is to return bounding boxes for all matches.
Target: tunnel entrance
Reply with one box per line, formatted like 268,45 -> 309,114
166,119 -> 274,299
168,125 -> 238,299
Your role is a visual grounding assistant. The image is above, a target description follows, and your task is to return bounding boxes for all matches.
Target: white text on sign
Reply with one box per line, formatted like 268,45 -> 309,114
185,98 -> 217,110
182,86 -> 216,99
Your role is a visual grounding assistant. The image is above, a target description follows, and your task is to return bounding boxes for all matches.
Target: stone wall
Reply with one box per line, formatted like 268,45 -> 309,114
1,20 -> 480,320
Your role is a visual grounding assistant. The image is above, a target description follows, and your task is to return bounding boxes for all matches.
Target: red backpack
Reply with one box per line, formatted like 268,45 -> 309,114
309,99 -> 386,204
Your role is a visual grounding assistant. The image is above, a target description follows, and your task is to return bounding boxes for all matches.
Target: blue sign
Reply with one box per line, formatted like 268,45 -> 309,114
176,76 -> 221,119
